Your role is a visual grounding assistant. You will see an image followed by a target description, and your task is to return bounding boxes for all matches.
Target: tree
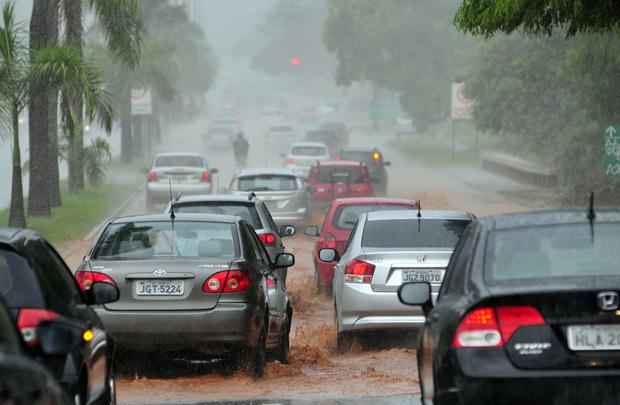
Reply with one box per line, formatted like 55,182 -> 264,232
455,0 -> 620,37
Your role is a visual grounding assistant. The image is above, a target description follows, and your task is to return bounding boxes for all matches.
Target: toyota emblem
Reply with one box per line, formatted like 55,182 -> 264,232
153,268 -> 168,277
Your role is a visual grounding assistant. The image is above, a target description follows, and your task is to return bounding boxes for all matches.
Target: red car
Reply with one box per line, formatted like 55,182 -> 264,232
304,197 -> 418,294
306,161 -> 375,207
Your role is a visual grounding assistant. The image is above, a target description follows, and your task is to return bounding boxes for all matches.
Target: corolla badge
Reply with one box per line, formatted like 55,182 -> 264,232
597,291 -> 619,311
153,268 -> 168,277
416,255 -> 427,264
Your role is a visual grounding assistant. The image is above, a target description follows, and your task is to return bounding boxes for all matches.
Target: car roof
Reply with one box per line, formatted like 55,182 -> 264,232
291,141 -> 328,148
110,213 -> 239,224
366,210 -> 474,221
315,160 -> 364,167
175,194 -> 256,204
0,228 -> 40,249
331,197 -> 418,208
236,168 -> 297,177
479,208 -> 620,230
153,152 -> 204,158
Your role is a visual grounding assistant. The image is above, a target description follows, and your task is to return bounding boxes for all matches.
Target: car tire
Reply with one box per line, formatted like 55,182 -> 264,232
336,331 -> 354,353
93,365 -> 116,405
276,311 -> 292,364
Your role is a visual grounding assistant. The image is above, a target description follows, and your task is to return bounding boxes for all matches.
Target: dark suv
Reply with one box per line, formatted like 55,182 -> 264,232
338,148 -> 391,194
0,228 -> 119,405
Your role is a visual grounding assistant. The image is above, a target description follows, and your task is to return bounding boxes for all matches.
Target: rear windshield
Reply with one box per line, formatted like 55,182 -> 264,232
334,204 -> 414,229
0,249 -> 45,308
292,146 -> 327,156
155,156 -> 203,167
315,166 -> 365,183
174,203 -> 262,229
486,223 -> 620,283
362,219 -> 470,248
237,175 -> 298,192
93,221 -> 238,260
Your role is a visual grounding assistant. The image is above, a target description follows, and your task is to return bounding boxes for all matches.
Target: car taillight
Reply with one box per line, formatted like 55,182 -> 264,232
344,259 -> 375,284
17,308 -> 60,347
75,270 -> 117,292
452,306 -> 545,348
259,232 -> 277,246
285,159 -> 295,165
203,270 -> 251,293
147,170 -> 157,182
200,170 -> 210,182
322,233 -> 337,249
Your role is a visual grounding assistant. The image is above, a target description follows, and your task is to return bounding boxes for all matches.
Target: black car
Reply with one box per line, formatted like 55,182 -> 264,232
398,209 -> 620,405
0,296 -> 69,405
0,228 -> 120,405
338,148 -> 391,194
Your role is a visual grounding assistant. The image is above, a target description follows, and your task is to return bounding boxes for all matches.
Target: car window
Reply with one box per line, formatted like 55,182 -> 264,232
439,223 -> 477,299
339,151 -> 371,163
0,249 -> 45,309
343,221 -> 359,254
317,166 -> 365,183
246,225 -> 269,266
333,204 -> 413,230
174,202 -> 263,229
292,146 -> 327,156
43,243 -> 82,304
486,223 -> 620,284
154,156 -> 204,167
362,219 -> 470,248
260,204 -> 279,232
237,175 -> 298,192
93,221 -> 238,260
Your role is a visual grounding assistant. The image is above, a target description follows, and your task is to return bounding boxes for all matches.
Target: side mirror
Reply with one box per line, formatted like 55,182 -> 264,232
304,225 -> 320,237
383,161 -> 391,167
210,168 -> 220,174
273,253 -> 295,269
279,225 -> 297,238
37,319 -> 84,355
88,282 -> 119,305
319,248 -> 339,263
398,282 -> 432,307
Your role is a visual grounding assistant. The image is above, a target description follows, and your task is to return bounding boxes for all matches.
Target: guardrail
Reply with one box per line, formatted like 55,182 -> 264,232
481,151 -> 558,187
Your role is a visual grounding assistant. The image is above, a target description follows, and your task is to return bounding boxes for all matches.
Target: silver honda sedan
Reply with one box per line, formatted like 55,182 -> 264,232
319,209 -> 474,352
229,168 -> 310,226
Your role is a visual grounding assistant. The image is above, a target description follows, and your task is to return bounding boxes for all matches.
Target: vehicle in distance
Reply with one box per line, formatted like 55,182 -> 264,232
229,169 -> 310,227
319,210 -> 474,352
204,126 -> 236,149
80,214 -> 295,377
146,153 -> 218,209
306,161 -> 375,207
0,228 -> 119,405
283,142 -> 330,178
395,116 -> 416,136
305,197 -> 418,294
267,125 -> 297,157
400,209 -> 620,405
0,297 -> 69,405
305,129 -> 346,157
320,121 -> 350,147
338,148 -> 391,195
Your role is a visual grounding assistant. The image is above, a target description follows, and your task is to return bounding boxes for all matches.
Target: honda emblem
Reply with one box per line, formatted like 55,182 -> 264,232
597,291 -> 619,311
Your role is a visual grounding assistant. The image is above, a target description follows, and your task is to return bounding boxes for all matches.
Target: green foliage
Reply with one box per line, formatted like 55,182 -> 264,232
455,0 -> 620,37
83,137 -> 112,186
323,0 -> 475,129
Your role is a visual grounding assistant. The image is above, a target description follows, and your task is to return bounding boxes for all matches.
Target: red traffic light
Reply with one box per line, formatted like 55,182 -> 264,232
290,56 -> 301,66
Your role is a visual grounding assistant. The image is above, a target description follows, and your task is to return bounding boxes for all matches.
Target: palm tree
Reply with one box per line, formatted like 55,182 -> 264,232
62,0 -> 141,192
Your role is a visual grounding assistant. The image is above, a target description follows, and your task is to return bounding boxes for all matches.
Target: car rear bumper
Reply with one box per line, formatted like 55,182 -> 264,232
339,283 -> 425,332
95,303 -> 251,352
146,183 -> 212,201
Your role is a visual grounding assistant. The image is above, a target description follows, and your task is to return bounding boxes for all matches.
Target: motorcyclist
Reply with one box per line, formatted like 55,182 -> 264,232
233,131 -> 249,167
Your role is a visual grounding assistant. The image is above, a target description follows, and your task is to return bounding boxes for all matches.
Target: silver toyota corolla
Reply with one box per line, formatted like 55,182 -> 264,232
319,209 -> 474,352
229,168 -> 310,226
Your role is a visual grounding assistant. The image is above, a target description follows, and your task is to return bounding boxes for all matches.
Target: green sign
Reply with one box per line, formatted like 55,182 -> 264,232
605,126 -> 620,176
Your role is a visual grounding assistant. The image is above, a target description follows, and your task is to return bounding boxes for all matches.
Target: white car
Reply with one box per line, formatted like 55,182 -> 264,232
283,142 -> 330,178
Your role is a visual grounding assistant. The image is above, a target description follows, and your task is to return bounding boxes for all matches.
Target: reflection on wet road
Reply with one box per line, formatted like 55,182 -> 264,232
153,395 -> 420,405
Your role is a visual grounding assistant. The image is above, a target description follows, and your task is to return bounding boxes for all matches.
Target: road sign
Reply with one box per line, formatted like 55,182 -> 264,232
451,82 -> 474,120
605,126 -> 620,176
131,88 -> 152,116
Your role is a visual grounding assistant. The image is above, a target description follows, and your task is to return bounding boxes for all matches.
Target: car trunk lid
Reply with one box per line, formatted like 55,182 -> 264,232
154,166 -> 205,184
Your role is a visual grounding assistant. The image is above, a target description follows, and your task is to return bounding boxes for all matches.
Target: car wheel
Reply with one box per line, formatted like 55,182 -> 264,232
248,324 -> 267,379
336,331 -> 354,353
93,365 -> 116,405
277,312 -> 292,364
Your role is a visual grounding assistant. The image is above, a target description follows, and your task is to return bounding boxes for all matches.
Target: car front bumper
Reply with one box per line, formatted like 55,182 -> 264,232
95,302 -> 251,352
339,283 -> 425,332
146,182 -> 212,202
